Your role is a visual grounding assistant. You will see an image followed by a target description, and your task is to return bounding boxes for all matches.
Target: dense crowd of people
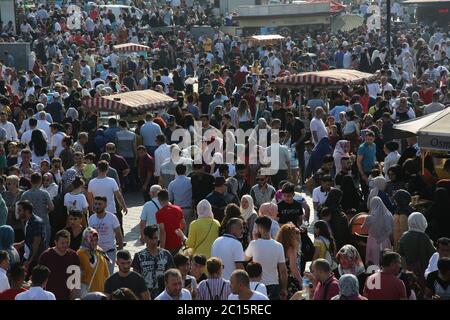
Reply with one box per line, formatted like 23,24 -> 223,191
0,0 -> 449,301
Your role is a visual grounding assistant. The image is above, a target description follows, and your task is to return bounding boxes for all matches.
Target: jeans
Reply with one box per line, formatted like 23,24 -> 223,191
296,144 -> 305,184
360,171 -> 371,209
124,157 -> 137,191
266,284 -> 280,300
182,208 -> 194,234
105,249 -> 117,275
142,182 -> 151,202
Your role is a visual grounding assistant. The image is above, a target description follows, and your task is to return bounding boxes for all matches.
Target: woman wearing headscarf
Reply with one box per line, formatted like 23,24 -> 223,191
77,227 -> 110,297
335,245 -> 367,293
340,175 -> 363,212
304,137 -> 332,179
323,189 -> 351,252
359,48 -> 371,73
392,189 -> 414,251
402,52 -> 415,79
333,140 -> 350,174
367,176 -> 395,213
0,225 -> 20,267
253,202 -> 280,239
61,168 -> 78,195
331,274 -> 368,300
362,196 -> 394,266
398,212 -> 435,285
185,200 -> 220,258
426,188 -> 450,242
240,195 -> 258,245
371,50 -> 382,73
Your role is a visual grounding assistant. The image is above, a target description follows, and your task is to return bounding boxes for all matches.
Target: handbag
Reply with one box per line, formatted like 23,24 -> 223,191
80,250 -> 101,298
300,232 -> 315,262
181,219 -> 214,257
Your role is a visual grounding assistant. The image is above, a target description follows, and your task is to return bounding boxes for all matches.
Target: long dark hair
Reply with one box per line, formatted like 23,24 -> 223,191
30,130 -> 47,157
314,220 -> 336,254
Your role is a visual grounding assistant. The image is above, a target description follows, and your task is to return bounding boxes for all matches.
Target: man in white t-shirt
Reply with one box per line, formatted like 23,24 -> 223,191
155,269 -> 192,300
88,161 -> 128,235
88,196 -> 124,275
139,185 -> 162,243
228,270 -> 269,301
15,265 -> 55,300
312,175 -> 334,220
211,218 -> 245,280
49,123 -> 66,157
245,216 -> 288,300
310,107 -> 328,146
247,261 -> 268,297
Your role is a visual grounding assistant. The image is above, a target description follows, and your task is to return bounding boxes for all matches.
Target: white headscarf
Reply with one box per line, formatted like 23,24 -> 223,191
333,140 -> 350,173
371,50 -> 380,63
407,212 -> 428,233
363,196 -> 394,244
240,195 -> 257,221
367,176 -> 387,208
197,199 -> 214,219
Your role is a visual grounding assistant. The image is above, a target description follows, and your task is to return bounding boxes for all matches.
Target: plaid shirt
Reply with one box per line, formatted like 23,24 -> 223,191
25,214 -> 46,262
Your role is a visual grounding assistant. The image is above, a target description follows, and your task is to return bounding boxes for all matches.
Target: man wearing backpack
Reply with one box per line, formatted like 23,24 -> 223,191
197,257 -> 231,300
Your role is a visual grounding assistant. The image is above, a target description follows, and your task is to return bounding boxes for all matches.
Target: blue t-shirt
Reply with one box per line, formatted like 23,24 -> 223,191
357,142 -> 376,173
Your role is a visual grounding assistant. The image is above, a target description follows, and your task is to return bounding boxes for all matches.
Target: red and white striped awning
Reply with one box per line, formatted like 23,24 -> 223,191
113,43 -> 152,53
82,89 -> 175,113
274,69 -> 378,88
248,35 -> 285,45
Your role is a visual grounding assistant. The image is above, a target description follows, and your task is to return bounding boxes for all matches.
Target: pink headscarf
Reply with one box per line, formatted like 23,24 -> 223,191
258,202 -> 278,220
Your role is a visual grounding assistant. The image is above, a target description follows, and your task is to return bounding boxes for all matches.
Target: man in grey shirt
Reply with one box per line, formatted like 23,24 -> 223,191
140,113 -> 162,156
250,172 -> 276,209
168,164 -> 193,232
423,91 -> 446,115
116,120 -> 137,188
20,173 -> 54,248
306,89 -> 326,114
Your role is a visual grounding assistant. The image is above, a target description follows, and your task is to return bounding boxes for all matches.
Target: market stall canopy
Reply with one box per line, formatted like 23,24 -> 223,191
83,89 -> 175,113
273,69 -> 378,88
248,35 -> 285,45
393,107 -> 450,151
113,43 -> 152,53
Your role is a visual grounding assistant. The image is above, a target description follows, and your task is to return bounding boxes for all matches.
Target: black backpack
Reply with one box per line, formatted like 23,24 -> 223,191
206,281 -> 226,301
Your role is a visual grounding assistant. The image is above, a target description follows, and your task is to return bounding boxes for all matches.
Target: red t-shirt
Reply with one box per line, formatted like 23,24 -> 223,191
38,248 -> 80,300
313,276 -> 340,300
0,288 -> 27,300
138,154 -> 154,180
363,272 -> 407,300
419,89 -> 433,104
156,205 -> 184,250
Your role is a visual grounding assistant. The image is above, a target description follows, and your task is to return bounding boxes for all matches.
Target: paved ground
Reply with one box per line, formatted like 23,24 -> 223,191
121,191 -> 315,264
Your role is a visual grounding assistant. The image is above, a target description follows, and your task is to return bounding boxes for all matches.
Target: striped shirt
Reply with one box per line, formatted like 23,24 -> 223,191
197,278 -> 231,301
